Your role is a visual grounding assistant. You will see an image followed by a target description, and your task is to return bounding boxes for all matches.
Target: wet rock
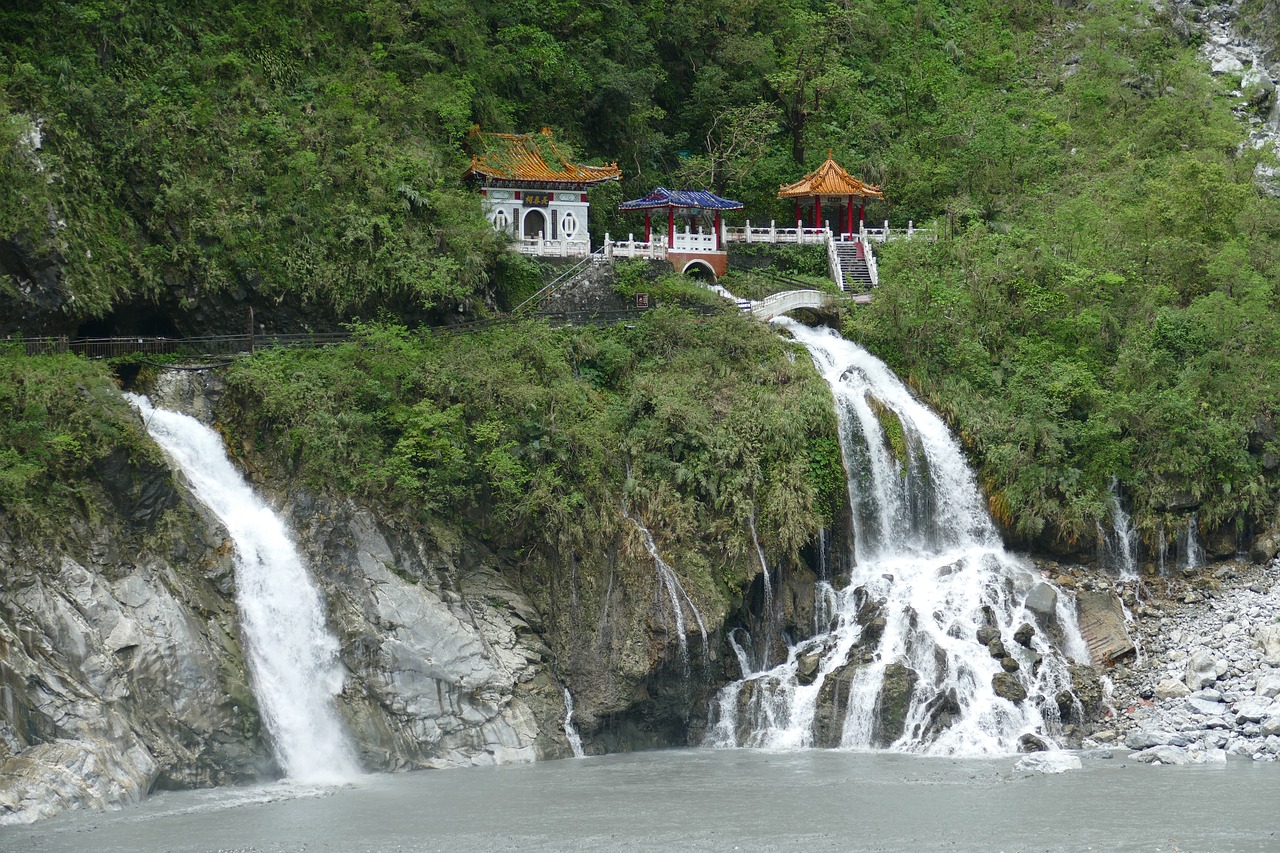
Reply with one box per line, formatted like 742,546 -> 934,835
1024,583 -> 1058,627
992,672 -> 1027,703
1018,733 -> 1049,752
1070,664 -> 1103,716
1013,622 -> 1036,647
976,625 -> 1001,646
796,650 -> 821,686
1001,655 -> 1021,673
1013,752 -> 1081,774
873,662 -> 919,746
1133,745 -> 1195,765
987,638 -> 1006,659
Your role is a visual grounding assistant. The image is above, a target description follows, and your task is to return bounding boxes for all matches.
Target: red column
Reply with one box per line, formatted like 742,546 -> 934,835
645,211 -> 651,242
668,206 -> 675,247
814,196 -> 822,229
714,211 -> 722,250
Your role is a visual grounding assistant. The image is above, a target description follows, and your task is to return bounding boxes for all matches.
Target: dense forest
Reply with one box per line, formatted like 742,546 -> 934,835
4,0 -> 1280,557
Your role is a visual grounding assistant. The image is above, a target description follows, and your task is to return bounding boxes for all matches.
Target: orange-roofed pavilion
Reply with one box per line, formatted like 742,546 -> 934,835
778,152 -> 883,238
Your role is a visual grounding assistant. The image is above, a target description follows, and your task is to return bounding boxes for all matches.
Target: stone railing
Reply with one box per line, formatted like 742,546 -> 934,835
724,221 -> 829,244
515,237 -> 593,258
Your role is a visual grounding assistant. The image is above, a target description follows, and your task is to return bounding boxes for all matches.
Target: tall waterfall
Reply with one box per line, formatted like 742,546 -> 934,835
126,394 -> 360,783
706,322 -> 1088,756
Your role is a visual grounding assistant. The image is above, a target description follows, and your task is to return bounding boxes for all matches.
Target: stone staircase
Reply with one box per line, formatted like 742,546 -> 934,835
833,240 -> 874,292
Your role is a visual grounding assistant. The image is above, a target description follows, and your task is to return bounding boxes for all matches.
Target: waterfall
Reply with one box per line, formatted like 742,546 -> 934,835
1098,478 -> 1138,580
623,507 -> 708,669
126,394 -> 360,783
562,688 -> 585,758
705,322 -> 1088,756
1180,514 -> 1206,571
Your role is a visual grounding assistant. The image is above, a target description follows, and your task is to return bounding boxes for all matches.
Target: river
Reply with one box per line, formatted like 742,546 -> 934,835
6,749 -> 1278,852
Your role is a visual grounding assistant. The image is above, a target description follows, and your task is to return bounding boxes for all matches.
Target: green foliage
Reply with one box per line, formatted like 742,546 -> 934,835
0,350 -> 155,529
224,312 -> 840,575
845,0 -> 1280,544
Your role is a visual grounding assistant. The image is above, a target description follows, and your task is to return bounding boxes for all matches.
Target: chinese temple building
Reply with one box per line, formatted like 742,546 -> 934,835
777,152 -> 883,238
464,128 -> 621,257
617,187 -> 743,278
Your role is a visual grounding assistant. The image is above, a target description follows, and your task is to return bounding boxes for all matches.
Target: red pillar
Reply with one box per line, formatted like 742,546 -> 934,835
645,211 -> 651,242
714,211 -> 722,250
814,196 -> 822,229
668,206 -> 675,247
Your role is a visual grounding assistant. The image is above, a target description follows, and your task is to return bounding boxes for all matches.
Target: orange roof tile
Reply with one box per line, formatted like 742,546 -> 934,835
778,152 -> 883,200
464,127 -> 622,186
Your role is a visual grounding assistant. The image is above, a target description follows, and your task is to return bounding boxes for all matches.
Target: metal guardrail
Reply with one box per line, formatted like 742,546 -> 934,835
5,306 -> 727,360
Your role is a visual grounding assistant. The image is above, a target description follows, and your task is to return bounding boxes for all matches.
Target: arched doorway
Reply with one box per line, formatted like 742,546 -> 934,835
682,260 -> 717,283
523,209 -> 547,240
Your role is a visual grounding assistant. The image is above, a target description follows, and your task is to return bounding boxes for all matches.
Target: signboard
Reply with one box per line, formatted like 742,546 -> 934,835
524,192 -> 551,207
636,293 -> 650,308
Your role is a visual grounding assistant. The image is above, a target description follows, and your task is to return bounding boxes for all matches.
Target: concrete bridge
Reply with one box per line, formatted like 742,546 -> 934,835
748,289 -> 868,321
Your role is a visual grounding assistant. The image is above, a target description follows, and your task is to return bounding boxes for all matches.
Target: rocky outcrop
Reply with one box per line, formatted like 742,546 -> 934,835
1086,559 -> 1280,761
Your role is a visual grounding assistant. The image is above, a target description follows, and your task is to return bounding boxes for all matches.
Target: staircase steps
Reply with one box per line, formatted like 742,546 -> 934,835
833,241 -> 873,292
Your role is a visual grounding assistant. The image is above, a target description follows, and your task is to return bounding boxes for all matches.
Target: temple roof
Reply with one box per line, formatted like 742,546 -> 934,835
618,187 -> 743,211
777,153 -> 884,199
464,128 -> 621,185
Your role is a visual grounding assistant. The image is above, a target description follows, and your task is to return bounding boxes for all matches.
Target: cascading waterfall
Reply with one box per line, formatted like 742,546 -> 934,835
623,507 -> 708,669
705,321 -> 1088,756
1098,477 -> 1139,580
126,394 -> 360,783
1180,514 -> 1207,571
562,688 -> 586,758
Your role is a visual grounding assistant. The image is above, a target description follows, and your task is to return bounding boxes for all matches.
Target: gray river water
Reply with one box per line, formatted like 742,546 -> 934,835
6,749 -> 1279,853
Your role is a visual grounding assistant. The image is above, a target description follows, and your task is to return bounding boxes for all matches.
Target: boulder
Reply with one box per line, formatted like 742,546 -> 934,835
1186,696 -> 1226,716
976,625 -> 1001,646
1013,622 -> 1036,648
1261,716 -> 1280,737
1155,678 -> 1190,700
1256,673 -> 1280,699
873,662 -> 919,746
1185,649 -> 1219,690
795,650 -> 821,686
987,638 -> 1007,659
1001,655 -> 1021,673
1018,733 -> 1050,752
1234,697 -> 1279,724
1133,745 -> 1195,765
1024,583 -> 1058,627
993,672 -> 1027,703
1255,625 -> 1280,666
1125,730 -> 1173,750
1013,752 -> 1082,774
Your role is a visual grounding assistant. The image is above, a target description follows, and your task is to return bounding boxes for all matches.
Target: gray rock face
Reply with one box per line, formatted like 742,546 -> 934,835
1024,583 -> 1058,626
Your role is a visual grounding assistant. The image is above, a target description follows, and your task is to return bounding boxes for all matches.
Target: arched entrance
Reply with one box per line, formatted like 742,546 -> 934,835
682,260 -> 717,283
523,209 -> 547,240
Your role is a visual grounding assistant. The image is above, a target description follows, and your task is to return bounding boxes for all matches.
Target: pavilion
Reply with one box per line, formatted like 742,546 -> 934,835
618,187 -> 743,278
777,152 -> 883,239
464,128 -> 621,256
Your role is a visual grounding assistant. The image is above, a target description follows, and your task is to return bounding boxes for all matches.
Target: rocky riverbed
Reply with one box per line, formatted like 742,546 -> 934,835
1071,558 -> 1280,764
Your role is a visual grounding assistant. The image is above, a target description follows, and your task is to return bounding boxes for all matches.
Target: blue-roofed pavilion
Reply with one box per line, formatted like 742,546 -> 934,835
619,187 -> 743,253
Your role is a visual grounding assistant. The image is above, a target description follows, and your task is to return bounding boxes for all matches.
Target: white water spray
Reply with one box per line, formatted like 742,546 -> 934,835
562,688 -> 585,758
623,507 -> 708,668
127,394 -> 360,783
1099,478 -> 1139,580
706,322 -> 1088,756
